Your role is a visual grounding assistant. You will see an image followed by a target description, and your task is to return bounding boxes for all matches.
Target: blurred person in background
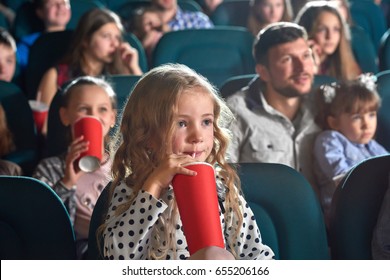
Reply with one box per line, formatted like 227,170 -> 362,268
295,1 -> 361,80
247,0 -> 293,36
36,8 -> 143,135
0,27 -> 22,175
151,0 -> 214,30
16,0 -> 71,71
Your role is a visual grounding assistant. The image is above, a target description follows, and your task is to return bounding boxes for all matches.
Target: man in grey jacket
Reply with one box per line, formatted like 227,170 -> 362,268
226,22 -> 320,189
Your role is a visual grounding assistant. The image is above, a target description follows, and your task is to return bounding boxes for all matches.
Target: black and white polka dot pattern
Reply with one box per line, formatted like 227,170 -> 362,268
103,179 -> 274,260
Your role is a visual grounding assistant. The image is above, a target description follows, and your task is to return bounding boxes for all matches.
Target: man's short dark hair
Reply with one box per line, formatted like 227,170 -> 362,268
253,22 -> 308,66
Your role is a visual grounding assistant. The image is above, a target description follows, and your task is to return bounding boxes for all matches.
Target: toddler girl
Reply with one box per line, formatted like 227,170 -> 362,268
101,63 -> 274,260
33,75 -> 117,258
314,73 -> 388,226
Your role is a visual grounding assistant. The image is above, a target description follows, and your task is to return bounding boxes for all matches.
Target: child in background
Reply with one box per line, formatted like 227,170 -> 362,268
313,73 -> 388,227
101,63 -> 274,260
128,6 -> 169,64
0,27 -> 16,83
295,1 -> 361,80
16,0 -> 71,71
37,8 -> 143,111
247,0 -> 293,36
33,76 -> 117,258
0,103 -> 22,176
0,27 -> 22,176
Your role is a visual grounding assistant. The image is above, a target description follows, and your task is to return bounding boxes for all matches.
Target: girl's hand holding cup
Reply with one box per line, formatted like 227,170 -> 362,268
61,135 -> 89,190
142,154 -> 197,199
172,162 -> 225,255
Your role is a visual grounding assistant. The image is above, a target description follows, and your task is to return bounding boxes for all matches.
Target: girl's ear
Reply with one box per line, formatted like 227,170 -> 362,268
327,115 -> 339,130
256,64 -> 270,82
59,107 -> 70,126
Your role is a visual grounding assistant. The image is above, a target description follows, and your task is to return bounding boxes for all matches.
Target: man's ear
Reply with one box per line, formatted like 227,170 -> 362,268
256,64 -> 270,82
327,115 -> 338,130
59,107 -> 70,126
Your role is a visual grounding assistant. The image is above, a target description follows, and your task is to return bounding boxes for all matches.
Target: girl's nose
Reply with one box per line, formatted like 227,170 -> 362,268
325,29 -> 332,40
361,117 -> 369,129
112,37 -> 120,48
189,127 -> 203,143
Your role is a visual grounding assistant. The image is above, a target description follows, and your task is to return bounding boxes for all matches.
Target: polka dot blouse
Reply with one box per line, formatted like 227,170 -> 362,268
103,178 -> 275,260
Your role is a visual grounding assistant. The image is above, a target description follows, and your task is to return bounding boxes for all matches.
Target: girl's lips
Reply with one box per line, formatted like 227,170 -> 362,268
185,151 -> 202,158
362,132 -> 373,139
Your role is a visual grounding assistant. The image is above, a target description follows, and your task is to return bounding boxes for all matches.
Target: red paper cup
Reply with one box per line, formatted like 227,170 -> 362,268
72,116 -> 103,172
172,162 -> 224,255
28,100 -> 48,133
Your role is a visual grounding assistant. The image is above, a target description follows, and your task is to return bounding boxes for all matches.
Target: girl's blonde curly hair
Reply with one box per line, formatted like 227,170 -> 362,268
99,63 -> 243,259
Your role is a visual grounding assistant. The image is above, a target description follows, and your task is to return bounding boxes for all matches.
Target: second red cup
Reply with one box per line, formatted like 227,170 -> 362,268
28,100 -> 49,133
172,162 -> 224,255
72,116 -> 103,172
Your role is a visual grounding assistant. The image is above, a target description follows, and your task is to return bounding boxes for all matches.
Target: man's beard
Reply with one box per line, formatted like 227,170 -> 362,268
270,79 -> 313,98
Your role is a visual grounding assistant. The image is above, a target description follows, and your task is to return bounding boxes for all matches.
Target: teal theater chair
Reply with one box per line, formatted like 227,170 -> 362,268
219,74 -> 257,98
0,12 -> 9,29
210,0 -> 250,27
330,155 -> 390,259
350,0 -> 386,53
379,28 -> 390,71
0,81 -> 38,175
375,70 -> 390,150
107,0 -> 146,11
351,25 -> 379,74
152,27 -> 256,88
238,163 -> 330,260
11,1 -> 44,40
67,0 -> 106,30
0,176 -> 77,259
2,0 -> 27,12
106,74 -> 141,115
377,92 -> 390,151
376,69 -> 390,97
45,86 -> 69,157
25,30 -> 73,100
312,74 -> 337,88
